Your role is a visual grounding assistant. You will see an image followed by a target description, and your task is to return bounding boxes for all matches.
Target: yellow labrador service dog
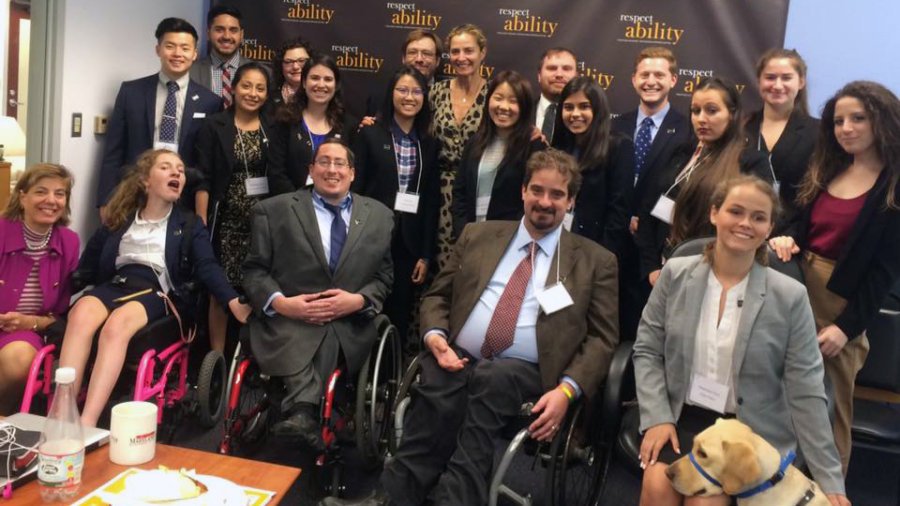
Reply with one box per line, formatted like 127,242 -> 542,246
666,418 -> 828,505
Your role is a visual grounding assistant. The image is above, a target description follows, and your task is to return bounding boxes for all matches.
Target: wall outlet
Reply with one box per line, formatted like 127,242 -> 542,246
72,113 -> 82,137
94,115 -> 108,135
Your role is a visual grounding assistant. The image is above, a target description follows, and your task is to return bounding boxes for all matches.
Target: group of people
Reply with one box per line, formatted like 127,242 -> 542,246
2,5 -> 900,506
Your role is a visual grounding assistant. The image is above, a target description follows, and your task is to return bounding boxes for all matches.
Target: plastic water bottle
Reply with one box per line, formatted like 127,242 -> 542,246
37,367 -> 85,502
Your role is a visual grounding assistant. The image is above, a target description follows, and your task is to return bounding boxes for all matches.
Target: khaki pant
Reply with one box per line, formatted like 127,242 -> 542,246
802,252 -> 870,476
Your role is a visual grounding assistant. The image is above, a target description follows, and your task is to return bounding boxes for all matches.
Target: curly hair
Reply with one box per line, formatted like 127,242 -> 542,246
2,163 -> 74,225
104,149 -> 177,231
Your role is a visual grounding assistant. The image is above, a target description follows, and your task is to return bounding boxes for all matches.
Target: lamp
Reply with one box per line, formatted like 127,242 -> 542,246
0,115 -> 26,161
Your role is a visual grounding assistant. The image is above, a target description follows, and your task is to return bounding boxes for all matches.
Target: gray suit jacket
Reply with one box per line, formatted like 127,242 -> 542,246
243,189 -> 394,377
633,255 -> 844,495
189,54 -> 253,92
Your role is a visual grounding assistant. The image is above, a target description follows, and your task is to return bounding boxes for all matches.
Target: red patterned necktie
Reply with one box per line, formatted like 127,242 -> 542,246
481,242 -> 535,359
221,64 -> 233,109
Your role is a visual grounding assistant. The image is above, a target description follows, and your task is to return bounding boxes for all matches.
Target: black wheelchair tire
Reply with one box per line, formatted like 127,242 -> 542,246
197,350 -> 227,428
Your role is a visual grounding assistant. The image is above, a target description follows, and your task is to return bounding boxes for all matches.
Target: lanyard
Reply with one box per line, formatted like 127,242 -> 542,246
236,124 -> 269,177
756,133 -> 779,184
663,145 -> 710,197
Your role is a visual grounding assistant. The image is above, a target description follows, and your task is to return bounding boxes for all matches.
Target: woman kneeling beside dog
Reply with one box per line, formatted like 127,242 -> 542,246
633,175 -> 848,505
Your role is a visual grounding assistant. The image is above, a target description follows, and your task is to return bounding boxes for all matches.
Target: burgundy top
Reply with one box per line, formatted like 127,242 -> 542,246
808,190 -> 869,260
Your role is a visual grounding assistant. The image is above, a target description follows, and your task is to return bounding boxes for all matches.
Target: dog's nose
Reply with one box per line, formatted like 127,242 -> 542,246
665,464 -> 676,480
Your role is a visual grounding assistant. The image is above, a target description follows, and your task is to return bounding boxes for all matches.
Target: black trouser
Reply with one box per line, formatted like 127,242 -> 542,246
619,235 -> 650,342
382,351 -> 543,506
384,240 -> 420,359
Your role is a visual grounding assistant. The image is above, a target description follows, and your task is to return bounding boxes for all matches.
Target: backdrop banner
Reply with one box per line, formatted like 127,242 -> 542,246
224,0 -> 790,117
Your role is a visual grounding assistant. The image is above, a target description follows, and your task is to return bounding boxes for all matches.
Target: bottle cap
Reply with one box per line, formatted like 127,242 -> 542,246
55,367 -> 76,384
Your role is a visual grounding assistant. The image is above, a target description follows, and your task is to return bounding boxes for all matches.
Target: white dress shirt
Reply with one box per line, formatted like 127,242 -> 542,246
115,206 -> 174,294
153,71 -> 191,145
534,94 -> 554,131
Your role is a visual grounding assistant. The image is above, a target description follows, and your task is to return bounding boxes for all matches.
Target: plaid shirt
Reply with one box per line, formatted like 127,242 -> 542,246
210,52 -> 242,96
390,121 -> 419,193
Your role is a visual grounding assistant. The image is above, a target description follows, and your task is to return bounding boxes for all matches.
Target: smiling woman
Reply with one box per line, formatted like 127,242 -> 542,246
0,164 -> 79,415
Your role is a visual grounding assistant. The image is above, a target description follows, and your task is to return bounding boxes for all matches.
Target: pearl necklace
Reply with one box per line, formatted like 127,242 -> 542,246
23,223 -> 52,251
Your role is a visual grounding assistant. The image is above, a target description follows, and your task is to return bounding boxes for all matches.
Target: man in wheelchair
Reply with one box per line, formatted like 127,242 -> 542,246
324,149 -> 620,505
242,138 -> 394,452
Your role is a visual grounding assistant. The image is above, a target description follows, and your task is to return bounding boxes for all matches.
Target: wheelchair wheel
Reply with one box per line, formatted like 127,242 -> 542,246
220,357 -> 271,455
355,318 -> 402,469
388,352 -> 424,455
546,402 -> 602,506
197,350 -> 227,428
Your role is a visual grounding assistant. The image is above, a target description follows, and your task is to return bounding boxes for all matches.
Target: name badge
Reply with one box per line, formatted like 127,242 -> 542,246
192,112 -> 206,119
245,176 -> 269,196
563,212 -> 574,231
688,374 -> 729,414
305,174 -> 314,187
536,283 -> 574,314
394,192 -> 420,214
153,141 -> 178,153
476,196 -> 490,219
650,195 -> 676,225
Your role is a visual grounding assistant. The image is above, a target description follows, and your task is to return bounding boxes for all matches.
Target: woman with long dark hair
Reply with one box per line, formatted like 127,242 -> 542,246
195,61 -> 278,352
352,65 -> 440,350
269,52 -> 358,194
59,149 -> 251,427
450,70 -> 544,237
770,80 -> 900,476
552,76 -> 633,257
636,76 -> 769,286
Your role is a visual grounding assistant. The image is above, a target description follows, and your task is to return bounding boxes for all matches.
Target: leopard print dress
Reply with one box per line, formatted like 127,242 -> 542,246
429,79 -> 488,271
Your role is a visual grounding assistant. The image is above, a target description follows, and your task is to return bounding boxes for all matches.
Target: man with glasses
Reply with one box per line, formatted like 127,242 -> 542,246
365,30 -> 442,116
243,138 -> 394,452
189,5 -> 253,105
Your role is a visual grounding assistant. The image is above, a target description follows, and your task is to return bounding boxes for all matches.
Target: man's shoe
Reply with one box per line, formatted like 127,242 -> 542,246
318,490 -> 391,506
271,409 -> 325,453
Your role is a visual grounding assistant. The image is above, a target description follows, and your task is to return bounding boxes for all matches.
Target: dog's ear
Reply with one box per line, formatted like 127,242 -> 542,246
719,440 -> 761,495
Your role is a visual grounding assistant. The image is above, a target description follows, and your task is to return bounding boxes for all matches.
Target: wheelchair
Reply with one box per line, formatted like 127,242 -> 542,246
387,349 -> 631,506
19,283 -> 227,436
218,314 -> 402,497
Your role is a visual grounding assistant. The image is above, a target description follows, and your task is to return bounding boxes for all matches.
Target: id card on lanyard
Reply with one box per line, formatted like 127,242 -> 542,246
392,134 -> 424,214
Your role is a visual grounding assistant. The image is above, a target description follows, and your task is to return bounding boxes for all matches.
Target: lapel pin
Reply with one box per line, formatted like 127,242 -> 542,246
667,128 -> 676,134
384,144 -> 391,150
174,228 -> 183,236
354,219 -> 361,225
192,94 -> 199,101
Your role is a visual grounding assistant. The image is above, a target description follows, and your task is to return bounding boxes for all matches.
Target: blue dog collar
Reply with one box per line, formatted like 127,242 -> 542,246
733,450 -> 796,499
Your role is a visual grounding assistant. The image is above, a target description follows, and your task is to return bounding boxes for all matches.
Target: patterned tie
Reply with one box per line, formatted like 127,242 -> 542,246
481,242 -> 535,359
633,116 -> 654,181
541,103 -> 557,142
323,202 -> 347,273
159,80 -> 179,144
221,64 -> 233,109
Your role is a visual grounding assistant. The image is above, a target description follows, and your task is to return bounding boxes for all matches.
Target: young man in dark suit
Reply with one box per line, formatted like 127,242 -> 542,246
96,17 -> 222,214
534,47 -> 578,143
612,46 -> 691,341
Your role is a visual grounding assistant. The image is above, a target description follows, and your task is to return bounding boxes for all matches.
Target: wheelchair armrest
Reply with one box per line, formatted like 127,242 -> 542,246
598,340 -> 635,441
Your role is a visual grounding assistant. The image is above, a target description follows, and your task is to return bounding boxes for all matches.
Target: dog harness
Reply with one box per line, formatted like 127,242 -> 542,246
687,449 -> 798,499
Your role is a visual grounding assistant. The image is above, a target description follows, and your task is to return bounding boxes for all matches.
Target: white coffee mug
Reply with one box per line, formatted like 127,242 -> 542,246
109,401 -> 158,465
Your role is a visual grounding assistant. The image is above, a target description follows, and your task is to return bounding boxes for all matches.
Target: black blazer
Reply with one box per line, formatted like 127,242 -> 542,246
634,145 -> 771,279
78,206 -> 238,311
97,74 -> 223,206
612,107 -> 692,215
351,123 -> 441,261
789,170 -> 900,339
451,138 -> 546,238
571,135 -> 635,258
194,109 -> 281,232
743,110 -> 819,235
268,111 -> 359,195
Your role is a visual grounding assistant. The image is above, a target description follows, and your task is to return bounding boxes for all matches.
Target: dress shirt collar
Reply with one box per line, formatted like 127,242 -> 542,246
390,118 -> 418,142
511,219 -> 563,260
134,205 -> 173,225
637,101 -> 670,130
312,190 -> 352,211
538,94 -> 554,116
158,71 -> 191,91
210,51 -> 241,70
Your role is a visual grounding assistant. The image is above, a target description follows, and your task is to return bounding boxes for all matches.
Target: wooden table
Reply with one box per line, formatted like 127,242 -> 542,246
12,443 -> 302,504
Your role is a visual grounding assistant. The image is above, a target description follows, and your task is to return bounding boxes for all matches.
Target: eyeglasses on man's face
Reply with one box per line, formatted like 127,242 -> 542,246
314,158 -> 349,169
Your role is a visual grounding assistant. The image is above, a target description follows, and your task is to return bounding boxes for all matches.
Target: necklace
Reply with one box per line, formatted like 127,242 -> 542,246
23,223 -> 52,251
453,78 -> 481,104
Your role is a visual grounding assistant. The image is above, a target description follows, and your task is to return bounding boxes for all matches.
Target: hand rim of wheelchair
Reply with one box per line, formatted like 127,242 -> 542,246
355,315 -> 402,469
545,401 -> 603,506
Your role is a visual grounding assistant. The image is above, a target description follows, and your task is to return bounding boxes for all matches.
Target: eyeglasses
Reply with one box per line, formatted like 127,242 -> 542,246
283,57 -> 309,67
314,158 -> 349,169
394,87 -> 424,97
405,49 -> 436,60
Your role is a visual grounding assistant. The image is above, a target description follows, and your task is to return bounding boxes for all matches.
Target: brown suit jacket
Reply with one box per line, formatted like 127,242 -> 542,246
420,220 -> 620,399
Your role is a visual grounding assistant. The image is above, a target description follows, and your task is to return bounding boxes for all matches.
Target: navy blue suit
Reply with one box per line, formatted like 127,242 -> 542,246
97,74 -> 222,206
78,206 -> 237,312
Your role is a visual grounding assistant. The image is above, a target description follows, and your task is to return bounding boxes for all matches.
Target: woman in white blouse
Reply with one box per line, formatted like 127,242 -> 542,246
59,149 -> 251,427
632,175 -> 848,506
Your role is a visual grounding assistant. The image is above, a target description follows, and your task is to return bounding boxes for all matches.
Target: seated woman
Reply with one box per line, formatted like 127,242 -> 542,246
632,175 -> 848,506
450,70 -> 545,238
58,149 -> 251,427
0,164 -> 79,415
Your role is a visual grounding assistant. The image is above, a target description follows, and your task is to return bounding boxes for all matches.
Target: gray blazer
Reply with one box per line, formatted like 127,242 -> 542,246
633,255 -> 845,495
243,189 -> 394,378
188,54 -> 253,92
